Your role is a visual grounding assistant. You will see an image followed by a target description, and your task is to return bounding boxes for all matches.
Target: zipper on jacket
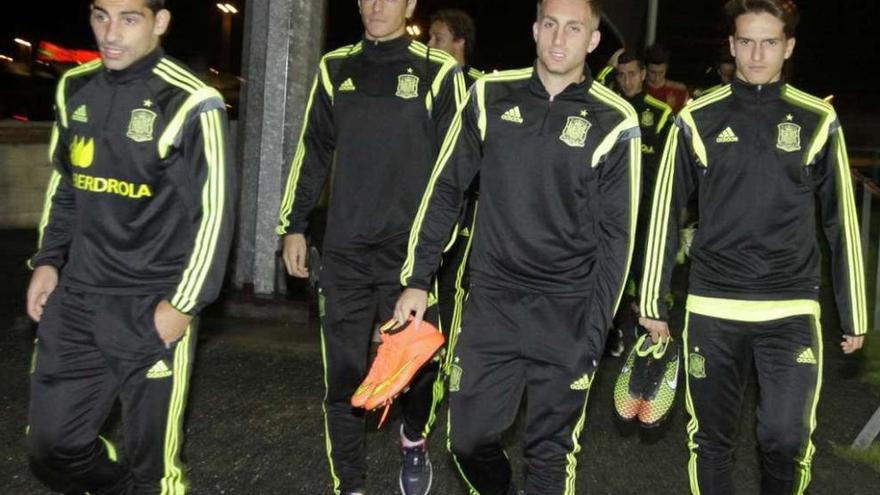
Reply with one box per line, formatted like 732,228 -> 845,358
103,86 -> 118,131
540,100 -> 553,135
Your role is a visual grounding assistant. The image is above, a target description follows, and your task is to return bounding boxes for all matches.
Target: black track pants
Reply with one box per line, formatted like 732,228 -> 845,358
682,297 -> 823,495
318,242 -> 441,494
448,287 -> 600,495
28,286 -> 197,495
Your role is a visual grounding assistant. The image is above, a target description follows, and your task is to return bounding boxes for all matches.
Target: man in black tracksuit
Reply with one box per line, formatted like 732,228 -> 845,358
395,1 -> 639,492
426,7 -> 484,369
613,51 -> 673,246
25,1 -> 234,493
639,1 -> 866,494
276,1 -> 464,493
600,50 -> 673,353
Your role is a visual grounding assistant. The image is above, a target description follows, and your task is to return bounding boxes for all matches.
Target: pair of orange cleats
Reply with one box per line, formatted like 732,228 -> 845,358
351,318 -> 445,428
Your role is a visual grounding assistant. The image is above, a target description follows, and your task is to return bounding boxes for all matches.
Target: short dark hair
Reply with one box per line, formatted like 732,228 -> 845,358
145,0 -> 166,14
725,0 -> 799,38
95,0 -> 166,13
430,9 -> 477,58
617,50 -> 644,69
537,0 -> 603,30
645,44 -> 669,66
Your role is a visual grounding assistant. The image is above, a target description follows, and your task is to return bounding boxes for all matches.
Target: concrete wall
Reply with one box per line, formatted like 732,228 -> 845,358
0,124 -> 51,228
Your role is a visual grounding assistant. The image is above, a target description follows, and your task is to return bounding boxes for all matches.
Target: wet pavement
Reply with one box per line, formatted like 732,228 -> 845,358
1,229 -> 879,494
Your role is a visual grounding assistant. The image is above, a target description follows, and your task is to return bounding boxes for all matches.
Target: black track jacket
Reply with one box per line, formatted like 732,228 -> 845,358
402,66 -> 641,335
30,49 -> 235,314
276,37 -> 466,249
639,80 -> 867,336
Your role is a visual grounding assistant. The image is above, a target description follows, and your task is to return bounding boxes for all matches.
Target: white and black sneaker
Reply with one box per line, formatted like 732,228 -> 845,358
399,441 -> 433,495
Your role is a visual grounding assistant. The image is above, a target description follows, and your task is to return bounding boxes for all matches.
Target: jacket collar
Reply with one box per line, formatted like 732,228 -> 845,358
361,34 -> 411,58
528,61 -> 594,101
103,47 -> 163,85
731,77 -> 784,102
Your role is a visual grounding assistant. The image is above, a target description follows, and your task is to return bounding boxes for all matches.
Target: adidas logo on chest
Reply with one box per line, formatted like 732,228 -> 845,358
500,106 -> 524,124
72,105 -> 89,124
338,78 -> 356,92
716,126 -> 739,143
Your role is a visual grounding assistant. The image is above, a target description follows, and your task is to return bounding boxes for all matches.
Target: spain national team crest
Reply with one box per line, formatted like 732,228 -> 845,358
776,122 -> 802,152
688,352 -> 706,379
560,116 -> 592,148
396,73 -> 420,100
127,108 -> 157,143
641,109 -> 655,128
449,363 -> 463,392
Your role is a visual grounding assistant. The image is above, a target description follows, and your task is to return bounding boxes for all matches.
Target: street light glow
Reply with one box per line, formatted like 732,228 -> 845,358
0,55 -> 13,62
224,3 -> 239,14
217,3 -> 230,13
14,38 -> 32,48
406,25 -> 422,36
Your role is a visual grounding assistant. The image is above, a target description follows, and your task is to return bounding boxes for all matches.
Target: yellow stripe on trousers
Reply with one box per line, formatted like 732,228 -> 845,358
160,325 -> 194,495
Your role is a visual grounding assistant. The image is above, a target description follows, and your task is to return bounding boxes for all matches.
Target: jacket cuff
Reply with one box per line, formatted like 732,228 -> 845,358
27,257 -> 64,272
405,278 -> 433,291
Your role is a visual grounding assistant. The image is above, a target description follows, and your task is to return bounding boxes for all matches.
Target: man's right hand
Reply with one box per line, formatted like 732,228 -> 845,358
27,265 -> 59,322
394,288 -> 428,328
639,316 -> 671,344
282,234 -> 309,278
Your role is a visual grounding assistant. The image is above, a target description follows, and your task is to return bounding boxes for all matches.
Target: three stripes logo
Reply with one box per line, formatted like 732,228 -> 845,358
146,360 -> 173,379
716,126 -> 739,143
500,106 -> 524,124
338,78 -> 356,92
72,105 -> 89,123
570,373 -> 593,391
796,347 -> 817,365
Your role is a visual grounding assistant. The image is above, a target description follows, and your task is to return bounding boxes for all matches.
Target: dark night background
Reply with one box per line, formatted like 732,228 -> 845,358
2,0 -> 879,116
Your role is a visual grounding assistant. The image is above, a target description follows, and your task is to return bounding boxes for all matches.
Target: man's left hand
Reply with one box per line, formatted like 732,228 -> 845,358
154,300 -> 193,346
841,335 -> 865,354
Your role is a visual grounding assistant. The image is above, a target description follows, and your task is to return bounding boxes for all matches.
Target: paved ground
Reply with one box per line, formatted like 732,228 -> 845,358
2,229 -> 879,494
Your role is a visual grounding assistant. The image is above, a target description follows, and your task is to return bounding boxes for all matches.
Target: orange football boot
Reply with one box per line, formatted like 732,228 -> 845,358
352,318 -> 444,424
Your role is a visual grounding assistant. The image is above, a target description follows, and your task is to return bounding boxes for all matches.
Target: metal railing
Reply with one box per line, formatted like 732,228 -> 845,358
853,169 -> 880,332
849,159 -> 880,450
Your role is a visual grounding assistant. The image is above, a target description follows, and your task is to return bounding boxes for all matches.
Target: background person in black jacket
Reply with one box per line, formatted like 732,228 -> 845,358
601,49 -> 674,357
427,6 -> 484,393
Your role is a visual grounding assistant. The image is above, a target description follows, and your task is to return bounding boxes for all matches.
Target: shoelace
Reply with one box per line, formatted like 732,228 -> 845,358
403,444 -> 427,468
373,332 -> 406,428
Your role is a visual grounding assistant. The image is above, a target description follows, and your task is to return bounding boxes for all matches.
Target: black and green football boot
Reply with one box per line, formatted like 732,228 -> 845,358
613,332 -> 680,427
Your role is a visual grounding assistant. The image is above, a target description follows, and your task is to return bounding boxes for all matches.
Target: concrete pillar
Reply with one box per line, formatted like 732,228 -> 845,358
233,0 -> 327,295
